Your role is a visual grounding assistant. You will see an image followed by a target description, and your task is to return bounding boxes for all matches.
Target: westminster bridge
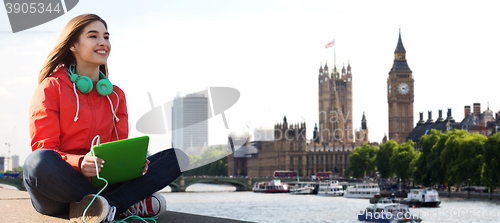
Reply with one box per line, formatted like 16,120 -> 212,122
0,176 -> 298,192
168,176 -> 295,192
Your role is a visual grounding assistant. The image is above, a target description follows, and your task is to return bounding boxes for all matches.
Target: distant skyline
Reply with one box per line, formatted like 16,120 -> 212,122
1,0 -> 499,165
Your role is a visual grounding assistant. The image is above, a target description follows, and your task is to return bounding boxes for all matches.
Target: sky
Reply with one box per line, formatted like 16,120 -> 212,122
1,0 -> 499,166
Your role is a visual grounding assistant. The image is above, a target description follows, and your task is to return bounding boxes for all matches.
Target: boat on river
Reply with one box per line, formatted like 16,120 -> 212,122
289,182 -> 317,195
344,183 -> 380,199
317,180 -> 344,196
252,179 -> 289,193
396,188 -> 441,207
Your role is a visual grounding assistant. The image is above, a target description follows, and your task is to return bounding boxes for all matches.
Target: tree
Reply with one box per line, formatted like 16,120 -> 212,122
184,145 -> 229,176
440,130 -> 466,186
376,140 -> 397,179
441,130 -> 485,187
413,129 -> 441,186
482,132 -> 500,188
348,149 -> 364,178
390,140 -> 417,182
458,133 -> 486,186
429,130 -> 457,187
348,144 -> 377,178
408,150 -> 421,184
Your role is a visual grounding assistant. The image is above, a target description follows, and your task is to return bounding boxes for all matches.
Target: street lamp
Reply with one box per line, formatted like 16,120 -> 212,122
490,179 -> 493,200
468,178 -> 471,199
448,178 -> 451,198
399,178 -> 401,191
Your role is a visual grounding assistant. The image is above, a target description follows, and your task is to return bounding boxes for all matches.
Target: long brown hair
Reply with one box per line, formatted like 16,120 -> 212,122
38,14 -> 109,84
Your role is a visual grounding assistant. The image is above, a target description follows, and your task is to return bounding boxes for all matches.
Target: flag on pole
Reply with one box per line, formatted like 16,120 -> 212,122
325,39 -> 335,48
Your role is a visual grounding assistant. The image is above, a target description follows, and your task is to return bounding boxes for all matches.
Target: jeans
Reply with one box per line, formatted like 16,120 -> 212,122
23,148 -> 186,215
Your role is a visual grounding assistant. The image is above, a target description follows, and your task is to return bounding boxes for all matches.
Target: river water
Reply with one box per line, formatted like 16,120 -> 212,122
159,184 -> 500,223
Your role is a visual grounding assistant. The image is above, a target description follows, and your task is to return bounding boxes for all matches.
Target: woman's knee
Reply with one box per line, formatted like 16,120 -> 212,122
24,149 -> 62,175
154,148 -> 190,172
171,148 -> 190,172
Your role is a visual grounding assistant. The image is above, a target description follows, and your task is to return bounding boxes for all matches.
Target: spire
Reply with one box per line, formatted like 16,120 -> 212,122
313,123 -> 319,143
347,60 -> 351,71
390,29 -> 411,72
395,29 -> 406,53
319,62 -> 323,73
361,112 -> 367,130
342,62 -> 346,74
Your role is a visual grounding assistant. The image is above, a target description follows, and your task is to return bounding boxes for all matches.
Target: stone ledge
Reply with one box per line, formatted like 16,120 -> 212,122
0,188 -> 252,223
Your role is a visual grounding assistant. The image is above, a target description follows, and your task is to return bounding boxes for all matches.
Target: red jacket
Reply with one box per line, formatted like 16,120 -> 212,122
29,65 -> 128,172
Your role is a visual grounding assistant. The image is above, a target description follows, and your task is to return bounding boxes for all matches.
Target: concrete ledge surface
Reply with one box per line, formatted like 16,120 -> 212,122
0,188 -> 253,223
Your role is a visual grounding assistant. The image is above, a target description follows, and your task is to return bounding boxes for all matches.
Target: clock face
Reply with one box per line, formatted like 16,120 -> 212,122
388,84 -> 391,96
398,82 -> 409,95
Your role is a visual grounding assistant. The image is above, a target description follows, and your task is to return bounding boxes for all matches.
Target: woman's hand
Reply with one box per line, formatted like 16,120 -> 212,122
142,159 -> 150,175
80,151 -> 104,177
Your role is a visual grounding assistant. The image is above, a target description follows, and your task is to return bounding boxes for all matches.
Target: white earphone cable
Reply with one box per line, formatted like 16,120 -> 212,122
73,82 -> 80,122
107,95 -> 119,122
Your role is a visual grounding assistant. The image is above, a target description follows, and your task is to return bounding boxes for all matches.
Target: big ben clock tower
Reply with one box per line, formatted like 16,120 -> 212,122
387,30 -> 414,144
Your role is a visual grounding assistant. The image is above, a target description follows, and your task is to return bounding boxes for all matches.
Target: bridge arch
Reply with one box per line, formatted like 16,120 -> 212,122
184,178 -> 248,191
168,182 -> 181,192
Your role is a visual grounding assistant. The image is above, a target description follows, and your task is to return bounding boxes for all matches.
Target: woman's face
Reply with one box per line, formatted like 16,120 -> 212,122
72,20 -> 110,66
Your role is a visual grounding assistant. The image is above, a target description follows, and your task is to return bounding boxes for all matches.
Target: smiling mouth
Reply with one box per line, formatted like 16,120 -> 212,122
95,50 -> 107,56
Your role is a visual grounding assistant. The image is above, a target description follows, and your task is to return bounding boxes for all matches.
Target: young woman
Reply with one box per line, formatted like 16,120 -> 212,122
24,14 -> 186,222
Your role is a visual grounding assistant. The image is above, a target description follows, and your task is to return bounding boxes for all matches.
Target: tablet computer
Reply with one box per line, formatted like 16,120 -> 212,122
91,136 -> 149,187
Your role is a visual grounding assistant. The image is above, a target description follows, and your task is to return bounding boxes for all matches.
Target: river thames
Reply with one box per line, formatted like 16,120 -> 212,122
160,184 -> 500,223
2,183 -> 498,222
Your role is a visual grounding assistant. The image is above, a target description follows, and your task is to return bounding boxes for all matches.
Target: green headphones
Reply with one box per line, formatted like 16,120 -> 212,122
68,64 -> 113,96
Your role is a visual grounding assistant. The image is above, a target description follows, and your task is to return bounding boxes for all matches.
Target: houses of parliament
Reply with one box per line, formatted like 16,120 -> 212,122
228,32 -> 414,177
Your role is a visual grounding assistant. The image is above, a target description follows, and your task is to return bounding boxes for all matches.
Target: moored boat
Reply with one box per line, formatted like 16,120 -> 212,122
344,183 -> 380,199
289,182 -> 317,195
252,179 -> 289,193
399,188 -> 440,207
317,180 -> 344,196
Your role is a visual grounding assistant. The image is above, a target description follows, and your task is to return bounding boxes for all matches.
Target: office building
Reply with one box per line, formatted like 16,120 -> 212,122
171,93 -> 209,151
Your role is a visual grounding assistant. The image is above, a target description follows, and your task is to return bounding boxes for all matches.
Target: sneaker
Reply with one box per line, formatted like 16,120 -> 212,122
120,193 -> 167,218
69,194 -> 116,223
